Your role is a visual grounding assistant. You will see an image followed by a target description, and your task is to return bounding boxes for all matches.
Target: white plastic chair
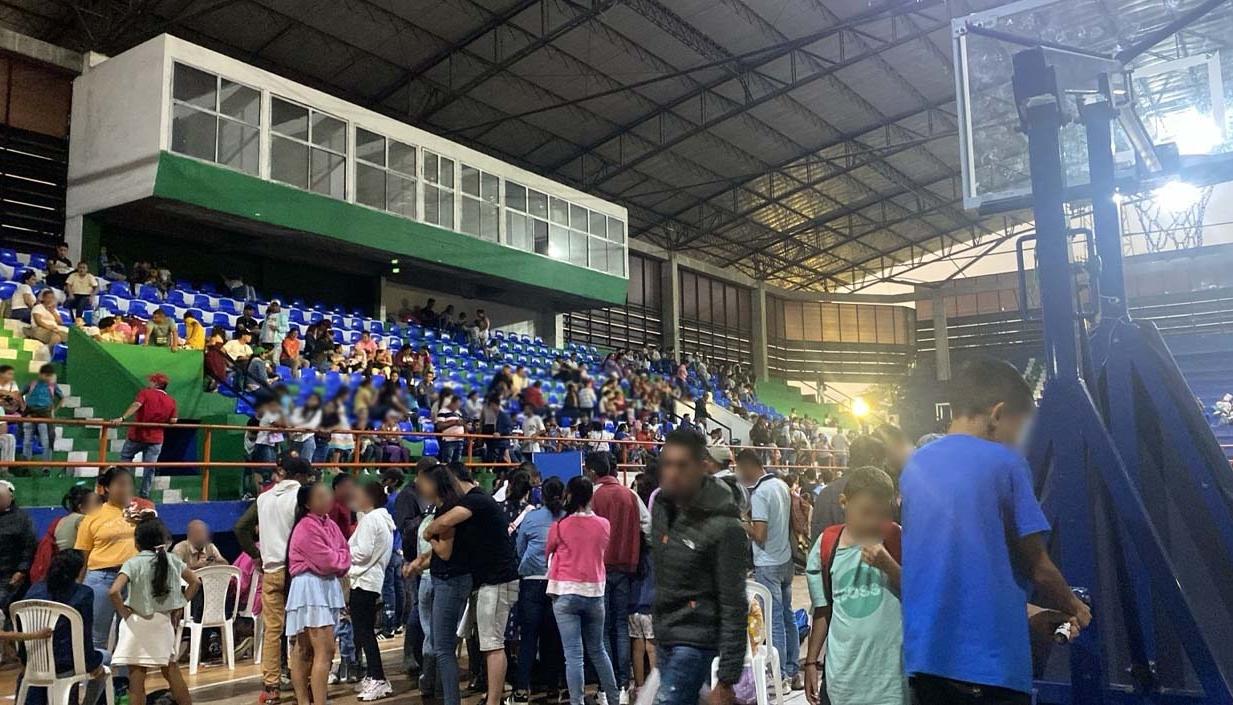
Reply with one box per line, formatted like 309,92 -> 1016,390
236,562 -> 263,664
710,579 -> 785,705
11,599 -> 115,705
176,565 -> 241,675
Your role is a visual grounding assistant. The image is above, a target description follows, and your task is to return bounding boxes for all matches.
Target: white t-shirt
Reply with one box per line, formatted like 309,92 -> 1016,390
10,284 -> 33,311
255,411 -> 285,446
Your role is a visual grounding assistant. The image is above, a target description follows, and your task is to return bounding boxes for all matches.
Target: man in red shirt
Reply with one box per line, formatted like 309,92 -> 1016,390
587,452 -> 650,696
328,472 -> 356,538
114,372 -> 178,498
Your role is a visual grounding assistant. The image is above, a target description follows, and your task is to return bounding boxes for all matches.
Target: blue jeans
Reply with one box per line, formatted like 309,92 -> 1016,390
382,550 -> 404,630
439,440 -> 463,465
553,594 -> 619,705
336,616 -> 356,664
653,645 -> 717,705
292,437 -> 316,462
604,571 -> 633,686
418,575 -> 436,696
21,420 -> 51,462
84,569 -> 120,652
431,573 -> 472,705
403,573 -> 422,672
753,559 -> 799,677
121,440 -> 163,498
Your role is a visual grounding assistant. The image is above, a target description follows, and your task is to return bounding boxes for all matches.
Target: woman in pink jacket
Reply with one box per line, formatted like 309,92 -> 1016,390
285,482 -> 351,705
548,476 -> 621,705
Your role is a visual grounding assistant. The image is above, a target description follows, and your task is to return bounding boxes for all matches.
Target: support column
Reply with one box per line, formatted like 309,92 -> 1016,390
933,295 -> 951,381
751,284 -> 769,382
661,254 -> 682,355
536,311 -> 565,348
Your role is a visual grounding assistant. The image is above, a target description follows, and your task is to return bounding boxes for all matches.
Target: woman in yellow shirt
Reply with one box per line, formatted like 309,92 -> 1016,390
182,312 -> 206,351
75,467 -> 141,654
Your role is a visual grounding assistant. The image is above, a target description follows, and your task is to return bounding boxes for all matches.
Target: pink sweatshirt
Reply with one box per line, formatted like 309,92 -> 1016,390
546,511 -> 610,597
288,513 -> 351,578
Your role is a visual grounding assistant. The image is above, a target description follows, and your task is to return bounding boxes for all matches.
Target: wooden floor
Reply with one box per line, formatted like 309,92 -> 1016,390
2,579 -> 814,705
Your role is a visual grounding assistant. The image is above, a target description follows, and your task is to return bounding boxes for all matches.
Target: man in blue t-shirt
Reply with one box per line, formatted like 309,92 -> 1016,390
899,358 -> 1091,705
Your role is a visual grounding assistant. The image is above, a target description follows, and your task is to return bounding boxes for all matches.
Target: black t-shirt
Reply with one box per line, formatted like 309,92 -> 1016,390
456,487 -> 520,586
236,316 -> 260,334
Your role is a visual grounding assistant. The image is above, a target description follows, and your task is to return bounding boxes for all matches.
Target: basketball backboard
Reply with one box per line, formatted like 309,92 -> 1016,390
953,0 -> 1233,213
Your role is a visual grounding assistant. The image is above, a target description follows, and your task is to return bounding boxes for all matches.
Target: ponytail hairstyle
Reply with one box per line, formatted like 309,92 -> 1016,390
62,484 -> 94,514
134,517 -> 173,600
46,549 -> 85,601
563,476 -> 593,517
540,476 -> 565,519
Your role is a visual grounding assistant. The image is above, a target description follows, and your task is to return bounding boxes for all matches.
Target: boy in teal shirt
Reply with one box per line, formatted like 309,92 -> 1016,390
802,466 -> 906,705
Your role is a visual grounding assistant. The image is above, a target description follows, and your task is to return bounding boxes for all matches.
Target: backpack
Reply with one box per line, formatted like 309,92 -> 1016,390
29,516 -> 64,584
818,521 -> 902,607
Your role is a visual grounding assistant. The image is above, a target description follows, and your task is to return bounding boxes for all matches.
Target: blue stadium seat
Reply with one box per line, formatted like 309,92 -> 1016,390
0,248 -> 17,266
137,284 -> 161,303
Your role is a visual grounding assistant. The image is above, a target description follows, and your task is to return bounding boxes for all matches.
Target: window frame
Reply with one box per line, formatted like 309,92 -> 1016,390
168,62 -> 262,176
268,95 -> 348,199
354,126 -> 419,220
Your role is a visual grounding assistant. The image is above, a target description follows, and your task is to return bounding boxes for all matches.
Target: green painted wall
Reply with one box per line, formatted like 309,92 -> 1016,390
756,378 -> 841,423
152,152 -> 629,305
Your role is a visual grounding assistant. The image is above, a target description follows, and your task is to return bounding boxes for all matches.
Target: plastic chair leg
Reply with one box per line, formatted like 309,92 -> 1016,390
189,624 -> 202,675
767,646 -> 784,705
51,681 -> 72,705
15,681 -> 29,705
751,653 -> 769,705
223,619 -> 236,670
105,671 -> 116,705
254,616 -> 263,664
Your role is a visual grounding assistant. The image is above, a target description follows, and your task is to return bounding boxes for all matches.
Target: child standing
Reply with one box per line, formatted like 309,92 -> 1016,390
108,517 -> 200,705
285,482 -> 351,705
348,482 -> 396,701
802,466 -> 905,705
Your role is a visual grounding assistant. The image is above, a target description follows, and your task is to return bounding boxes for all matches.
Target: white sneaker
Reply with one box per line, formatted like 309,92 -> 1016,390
598,692 -> 609,705
780,678 -> 792,694
359,680 -> 393,701
353,676 -> 374,693
619,688 -> 630,705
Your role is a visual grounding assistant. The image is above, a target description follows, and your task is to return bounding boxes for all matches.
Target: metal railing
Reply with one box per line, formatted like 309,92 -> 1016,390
0,415 -> 844,499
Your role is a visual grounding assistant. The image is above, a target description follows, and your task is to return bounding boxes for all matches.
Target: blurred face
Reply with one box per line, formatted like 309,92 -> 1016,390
987,402 -> 1034,447
308,483 -> 332,515
107,472 -> 134,505
839,490 -> 893,539
334,478 -> 354,502
187,520 -> 210,548
416,472 -> 438,503
81,492 -> 102,515
735,457 -> 763,484
0,485 -> 12,511
0,369 -> 12,384
658,443 -> 705,502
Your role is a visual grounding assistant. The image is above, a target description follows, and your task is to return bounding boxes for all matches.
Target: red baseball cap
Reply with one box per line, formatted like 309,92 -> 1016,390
149,373 -> 170,386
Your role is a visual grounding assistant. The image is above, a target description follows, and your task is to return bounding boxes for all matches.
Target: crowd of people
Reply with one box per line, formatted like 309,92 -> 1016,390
0,357 -> 1094,705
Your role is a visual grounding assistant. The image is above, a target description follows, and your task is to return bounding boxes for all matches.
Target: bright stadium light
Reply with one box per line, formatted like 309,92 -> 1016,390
1161,108 -> 1224,154
852,397 -> 871,418
1153,179 -> 1202,212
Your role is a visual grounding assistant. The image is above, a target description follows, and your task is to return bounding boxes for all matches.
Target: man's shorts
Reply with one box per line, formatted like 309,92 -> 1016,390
629,612 -> 654,640
474,580 -> 519,652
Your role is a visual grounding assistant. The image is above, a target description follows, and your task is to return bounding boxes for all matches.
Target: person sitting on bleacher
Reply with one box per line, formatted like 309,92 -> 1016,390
8,270 -> 37,324
182,311 -> 206,351
223,329 -> 254,364
236,304 -> 260,338
44,243 -> 73,291
26,290 -> 68,349
144,308 -> 179,351
63,262 -> 99,320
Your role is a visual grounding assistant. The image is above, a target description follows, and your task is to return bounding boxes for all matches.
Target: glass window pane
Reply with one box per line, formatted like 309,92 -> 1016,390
389,141 -> 416,176
439,157 -> 454,188
219,81 -> 259,125
311,112 -> 346,153
481,173 -> 500,202
607,217 -> 625,243
461,165 -> 480,196
423,153 -> 439,184
310,148 -> 346,199
506,182 -> 526,212
425,185 -> 442,224
589,211 -> 606,236
270,135 -> 308,189
533,218 -> 549,255
387,172 -> 415,219
569,230 -> 588,267
173,64 -> 216,109
171,104 -> 216,161
481,204 -> 499,242
438,190 -> 454,229
607,243 -> 624,275
570,204 -> 587,229
461,198 -> 480,237
355,128 -> 385,165
528,189 -> 548,219
589,236 -> 607,270
218,120 -> 259,175
550,198 -> 569,225
357,163 -> 386,210
271,98 -> 308,139
549,224 -> 569,259
507,212 -> 527,250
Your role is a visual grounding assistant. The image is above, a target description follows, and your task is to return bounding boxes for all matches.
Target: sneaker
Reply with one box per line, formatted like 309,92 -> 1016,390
258,686 -> 280,705
505,690 -> 530,705
359,680 -> 393,701
619,688 -> 630,705
781,678 -> 793,694
278,674 -> 293,692
790,674 -> 805,691
354,677 -> 375,694
597,692 -> 609,705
